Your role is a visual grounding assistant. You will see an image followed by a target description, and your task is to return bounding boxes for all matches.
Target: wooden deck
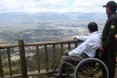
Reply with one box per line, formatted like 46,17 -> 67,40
50,67 -> 117,78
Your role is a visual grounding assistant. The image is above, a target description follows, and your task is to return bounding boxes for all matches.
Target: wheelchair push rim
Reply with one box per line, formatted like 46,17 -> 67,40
74,58 -> 109,78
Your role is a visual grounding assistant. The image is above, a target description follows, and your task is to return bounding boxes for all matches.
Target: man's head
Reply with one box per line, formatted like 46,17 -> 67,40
103,1 -> 117,15
88,22 -> 98,33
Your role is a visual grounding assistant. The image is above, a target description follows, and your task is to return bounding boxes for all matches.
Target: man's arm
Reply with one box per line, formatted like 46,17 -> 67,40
75,36 -> 89,41
68,36 -> 92,56
109,14 -> 117,39
115,34 -> 117,40
68,41 -> 87,56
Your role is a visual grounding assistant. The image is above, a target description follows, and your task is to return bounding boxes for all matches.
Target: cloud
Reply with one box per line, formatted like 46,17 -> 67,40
72,0 -> 114,12
0,0 -> 69,12
0,0 -> 116,13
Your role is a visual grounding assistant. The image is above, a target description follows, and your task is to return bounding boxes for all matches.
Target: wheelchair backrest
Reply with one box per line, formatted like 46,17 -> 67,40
94,49 -> 102,59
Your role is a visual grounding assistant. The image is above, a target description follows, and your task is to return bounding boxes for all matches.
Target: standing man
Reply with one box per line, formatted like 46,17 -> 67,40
101,1 -> 117,78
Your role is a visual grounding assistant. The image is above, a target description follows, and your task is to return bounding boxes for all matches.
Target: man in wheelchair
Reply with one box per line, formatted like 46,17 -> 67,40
55,22 -> 102,78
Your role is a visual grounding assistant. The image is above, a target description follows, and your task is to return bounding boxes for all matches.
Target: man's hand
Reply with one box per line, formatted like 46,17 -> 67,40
74,37 -> 77,39
115,34 -> 117,40
98,47 -> 104,52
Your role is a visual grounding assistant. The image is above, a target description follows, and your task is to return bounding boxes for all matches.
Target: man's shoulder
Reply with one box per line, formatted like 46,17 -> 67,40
110,13 -> 117,20
115,13 -> 117,20
89,33 -> 101,40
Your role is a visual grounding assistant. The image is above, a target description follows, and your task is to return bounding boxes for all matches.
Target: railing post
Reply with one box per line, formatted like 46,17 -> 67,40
68,43 -> 71,50
45,45 -> 48,71
0,52 -> 3,77
75,42 -> 78,48
18,39 -> 28,78
7,48 -> 12,76
52,44 -> 55,68
35,46 -> 40,73
61,44 -> 64,57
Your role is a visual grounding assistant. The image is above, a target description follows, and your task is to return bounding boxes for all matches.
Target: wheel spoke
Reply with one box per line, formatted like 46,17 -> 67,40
74,58 -> 109,78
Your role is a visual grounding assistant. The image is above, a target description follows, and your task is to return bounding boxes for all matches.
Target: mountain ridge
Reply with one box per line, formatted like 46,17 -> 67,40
0,12 -> 107,24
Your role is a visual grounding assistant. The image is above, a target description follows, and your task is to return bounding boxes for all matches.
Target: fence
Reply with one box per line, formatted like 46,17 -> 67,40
0,39 -> 81,78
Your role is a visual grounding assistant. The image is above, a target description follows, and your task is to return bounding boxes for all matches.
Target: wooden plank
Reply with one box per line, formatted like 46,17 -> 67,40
68,43 -> 71,50
75,42 -> 78,48
61,44 -> 64,57
4,69 -> 54,78
0,39 -> 80,49
35,46 -> 40,73
44,45 -> 48,71
7,48 -> 12,76
52,44 -> 55,67
18,39 -> 28,78
0,52 -> 3,77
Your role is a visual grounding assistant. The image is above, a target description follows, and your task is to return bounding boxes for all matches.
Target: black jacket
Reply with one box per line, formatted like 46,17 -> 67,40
102,12 -> 117,49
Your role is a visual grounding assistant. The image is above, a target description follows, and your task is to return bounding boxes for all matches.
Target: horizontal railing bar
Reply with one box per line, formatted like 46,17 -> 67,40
4,70 -> 54,78
0,39 -> 82,49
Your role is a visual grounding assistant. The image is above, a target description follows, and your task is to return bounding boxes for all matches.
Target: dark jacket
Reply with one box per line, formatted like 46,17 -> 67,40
102,12 -> 117,49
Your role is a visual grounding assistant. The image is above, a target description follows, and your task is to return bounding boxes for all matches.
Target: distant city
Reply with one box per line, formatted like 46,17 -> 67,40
0,12 -> 107,44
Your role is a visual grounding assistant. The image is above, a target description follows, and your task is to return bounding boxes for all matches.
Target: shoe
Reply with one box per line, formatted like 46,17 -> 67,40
53,73 -> 60,77
53,73 -> 68,78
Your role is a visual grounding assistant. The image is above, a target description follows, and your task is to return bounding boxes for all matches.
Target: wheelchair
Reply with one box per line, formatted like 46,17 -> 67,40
62,51 -> 109,78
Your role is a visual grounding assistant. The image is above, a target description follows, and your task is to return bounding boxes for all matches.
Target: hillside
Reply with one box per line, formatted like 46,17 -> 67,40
0,12 -> 106,44
0,20 -> 105,44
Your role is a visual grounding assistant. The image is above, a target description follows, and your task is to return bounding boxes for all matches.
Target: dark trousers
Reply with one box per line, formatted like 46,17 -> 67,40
59,51 -> 88,78
101,45 -> 117,78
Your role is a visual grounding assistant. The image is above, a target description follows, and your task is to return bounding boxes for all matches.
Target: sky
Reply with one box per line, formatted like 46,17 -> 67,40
0,0 -> 116,13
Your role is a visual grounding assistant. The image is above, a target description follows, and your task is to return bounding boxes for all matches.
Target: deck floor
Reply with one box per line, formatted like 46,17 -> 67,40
115,68 -> 117,78
50,67 -> 117,78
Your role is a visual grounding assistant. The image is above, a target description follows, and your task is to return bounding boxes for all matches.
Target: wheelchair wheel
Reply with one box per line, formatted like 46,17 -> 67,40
74,58 -> 109,78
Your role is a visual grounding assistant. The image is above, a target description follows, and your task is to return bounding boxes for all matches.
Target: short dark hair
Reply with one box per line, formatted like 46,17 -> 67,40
88,22 -> 98,32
